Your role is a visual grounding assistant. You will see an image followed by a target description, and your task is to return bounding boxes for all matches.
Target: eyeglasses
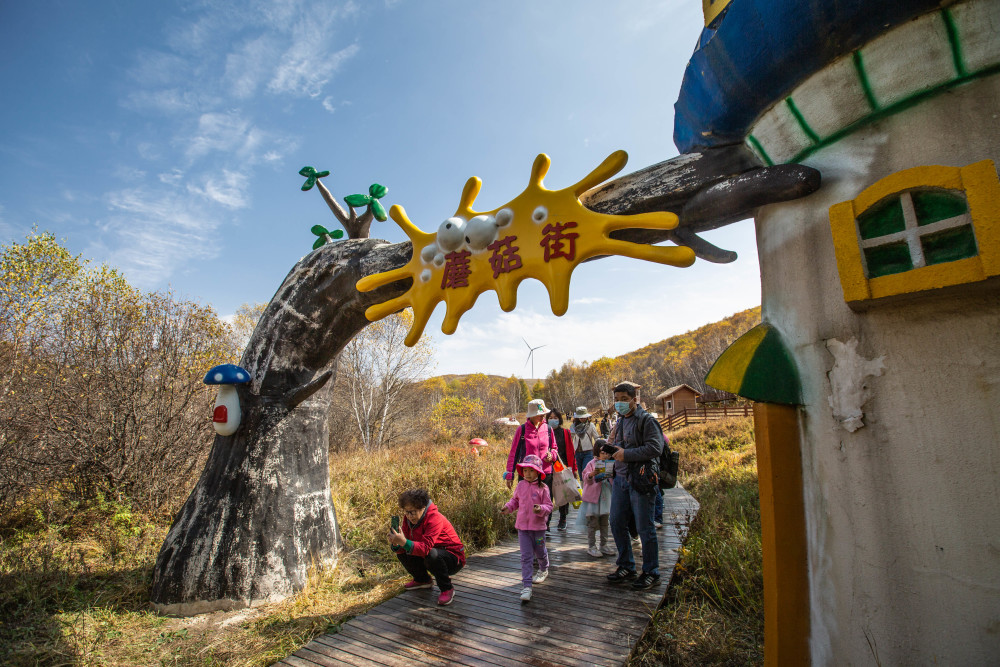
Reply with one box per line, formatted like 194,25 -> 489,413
401,507 -> 423,517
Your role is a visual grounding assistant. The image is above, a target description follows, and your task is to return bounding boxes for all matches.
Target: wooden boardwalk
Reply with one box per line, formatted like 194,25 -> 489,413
279,487 -> 699,667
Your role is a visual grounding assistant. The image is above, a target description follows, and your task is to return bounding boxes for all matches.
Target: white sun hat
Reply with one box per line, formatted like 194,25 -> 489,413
573,406 -> 591,419
525,398 -> 550,419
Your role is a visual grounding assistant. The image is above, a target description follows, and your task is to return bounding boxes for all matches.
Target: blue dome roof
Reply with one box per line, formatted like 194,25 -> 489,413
673,0 -> 948,153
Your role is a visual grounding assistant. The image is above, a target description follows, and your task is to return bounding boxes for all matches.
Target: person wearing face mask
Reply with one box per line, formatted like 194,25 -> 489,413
605,381 -> 664,591
546,408 -> 577,531
571,406 -> 600,483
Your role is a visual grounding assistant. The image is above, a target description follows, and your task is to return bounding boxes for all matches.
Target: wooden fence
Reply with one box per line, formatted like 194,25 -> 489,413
659,404 -> 752,432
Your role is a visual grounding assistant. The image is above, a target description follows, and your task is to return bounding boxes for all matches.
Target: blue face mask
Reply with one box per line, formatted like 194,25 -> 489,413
547,418 -> 560,429
614,401 -> 632,416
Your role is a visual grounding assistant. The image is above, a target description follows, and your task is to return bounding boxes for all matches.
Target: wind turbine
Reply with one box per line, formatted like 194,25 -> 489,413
522,337 -> 546,379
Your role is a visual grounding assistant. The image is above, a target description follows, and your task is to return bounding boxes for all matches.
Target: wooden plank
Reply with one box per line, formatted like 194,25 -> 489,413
379,597 -> 620,666
330,626 -> 449,666
282,490 -> 699,667
342,612 -> 534,667
314,630 -> 442,667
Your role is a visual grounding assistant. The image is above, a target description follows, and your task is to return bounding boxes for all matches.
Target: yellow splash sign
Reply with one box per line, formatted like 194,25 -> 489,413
356,151 -> 696,346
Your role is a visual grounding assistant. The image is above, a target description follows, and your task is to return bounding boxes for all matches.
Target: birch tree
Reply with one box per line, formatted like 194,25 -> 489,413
340,309 -> 434,449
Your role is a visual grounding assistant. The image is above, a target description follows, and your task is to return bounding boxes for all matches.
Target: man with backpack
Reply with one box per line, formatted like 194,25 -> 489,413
606,381 -> 664,590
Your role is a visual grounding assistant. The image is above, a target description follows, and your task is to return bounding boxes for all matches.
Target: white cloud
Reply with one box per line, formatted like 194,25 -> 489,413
268,39 -> 359,97
159,169 -> 184,185
98,187 -> 221,287
184,112 -> 252,160
322,96 -> 337,113
571,296 -> 608,306
124,88 -> 212,114
225,35 -> 280,99
137,142 -> 161,160
187,169 -> 250,209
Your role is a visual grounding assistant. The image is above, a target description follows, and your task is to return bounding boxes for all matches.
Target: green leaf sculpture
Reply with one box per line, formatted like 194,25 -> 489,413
299,166 -> 330,191
310,224 -> 344,250
343,183 -> 389,221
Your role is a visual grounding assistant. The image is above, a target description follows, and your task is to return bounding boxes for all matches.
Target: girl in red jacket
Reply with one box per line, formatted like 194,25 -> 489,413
388,488 -> 466,606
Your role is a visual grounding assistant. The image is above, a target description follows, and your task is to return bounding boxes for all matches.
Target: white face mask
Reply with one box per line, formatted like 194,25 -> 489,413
547,418 -> 560,429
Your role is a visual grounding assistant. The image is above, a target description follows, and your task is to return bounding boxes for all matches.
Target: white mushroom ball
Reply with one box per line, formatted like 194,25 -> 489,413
532,206 -> 548,224
420,242 -> 439,264
437,217 -> 467,252
420,269 -> 432,283
495,208 -> 514,227
464,214 -> 499,251
433,252 -> 445,267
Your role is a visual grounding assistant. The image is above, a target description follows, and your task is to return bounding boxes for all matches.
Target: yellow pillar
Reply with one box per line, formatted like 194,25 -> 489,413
754,402 -> 810,665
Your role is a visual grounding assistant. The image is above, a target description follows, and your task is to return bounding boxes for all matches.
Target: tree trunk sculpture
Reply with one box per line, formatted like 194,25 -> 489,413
150,144 -> 819,614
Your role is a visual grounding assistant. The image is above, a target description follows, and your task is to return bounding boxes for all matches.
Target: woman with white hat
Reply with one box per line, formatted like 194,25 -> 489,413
571,406 -> 600,483
504,398 -> 559,528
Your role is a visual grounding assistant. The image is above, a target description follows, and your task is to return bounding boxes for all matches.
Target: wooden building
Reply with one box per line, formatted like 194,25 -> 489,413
655,384 -> 701,416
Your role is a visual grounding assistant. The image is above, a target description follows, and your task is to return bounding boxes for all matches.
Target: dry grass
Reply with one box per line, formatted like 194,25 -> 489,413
628,417 -> 764,667
3,423 -> 762,666
0,439 -> 514,666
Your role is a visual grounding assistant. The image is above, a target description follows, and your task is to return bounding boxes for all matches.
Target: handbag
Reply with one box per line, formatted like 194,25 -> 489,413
551,458 -> 583,506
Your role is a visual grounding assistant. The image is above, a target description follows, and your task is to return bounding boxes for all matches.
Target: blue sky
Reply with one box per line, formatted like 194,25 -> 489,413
0,0 -> 761,378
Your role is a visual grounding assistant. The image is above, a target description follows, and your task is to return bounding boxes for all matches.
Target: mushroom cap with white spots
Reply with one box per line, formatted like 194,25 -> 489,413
204,363 -> 252,385
436,217 -> 467,252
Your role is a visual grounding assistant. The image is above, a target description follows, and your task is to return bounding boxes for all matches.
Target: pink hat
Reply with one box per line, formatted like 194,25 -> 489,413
516,454 -> 546,480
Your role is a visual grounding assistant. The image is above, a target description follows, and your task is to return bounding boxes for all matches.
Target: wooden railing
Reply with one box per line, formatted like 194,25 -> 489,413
659,404 -> 752,432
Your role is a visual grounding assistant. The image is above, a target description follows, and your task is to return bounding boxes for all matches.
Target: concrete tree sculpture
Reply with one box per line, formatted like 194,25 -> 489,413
149,146 -> 819,614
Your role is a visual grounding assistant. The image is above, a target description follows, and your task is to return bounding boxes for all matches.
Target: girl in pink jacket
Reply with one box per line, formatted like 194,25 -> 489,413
501,454 -> 553,603
578,442 -> 616,558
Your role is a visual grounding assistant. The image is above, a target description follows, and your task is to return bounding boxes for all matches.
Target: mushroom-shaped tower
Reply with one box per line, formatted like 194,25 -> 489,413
680,0 -> 1000,664
204,364 -> 251,437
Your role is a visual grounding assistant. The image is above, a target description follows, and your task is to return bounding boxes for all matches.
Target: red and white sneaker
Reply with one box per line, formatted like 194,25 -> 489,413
437,589 -> 455,606
403,579 -> 432,590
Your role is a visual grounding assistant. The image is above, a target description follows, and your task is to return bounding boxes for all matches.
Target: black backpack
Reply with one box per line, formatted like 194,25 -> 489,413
654,421 -> 679,490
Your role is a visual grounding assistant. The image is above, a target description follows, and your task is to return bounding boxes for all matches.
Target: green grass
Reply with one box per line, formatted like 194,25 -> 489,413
628,418 -> 764,666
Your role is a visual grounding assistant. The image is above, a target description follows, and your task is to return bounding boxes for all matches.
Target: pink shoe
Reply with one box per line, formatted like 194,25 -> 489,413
404,579 -> 432,590
437,589 -> 455,606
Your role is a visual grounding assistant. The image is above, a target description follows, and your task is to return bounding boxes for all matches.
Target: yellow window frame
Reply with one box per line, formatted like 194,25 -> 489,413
829,159 -> 1000,304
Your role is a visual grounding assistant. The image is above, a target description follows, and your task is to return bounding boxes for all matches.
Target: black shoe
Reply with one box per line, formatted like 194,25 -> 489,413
557,521 -> 567,531
631,572 -> 661,590
606,567 -> 638,583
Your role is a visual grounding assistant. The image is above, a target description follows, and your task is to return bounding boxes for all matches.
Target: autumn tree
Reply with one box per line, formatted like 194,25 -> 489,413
0,231 -> 233,512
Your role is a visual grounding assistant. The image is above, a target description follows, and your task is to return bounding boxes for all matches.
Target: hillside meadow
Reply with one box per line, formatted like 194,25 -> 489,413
1,419 -> 762,666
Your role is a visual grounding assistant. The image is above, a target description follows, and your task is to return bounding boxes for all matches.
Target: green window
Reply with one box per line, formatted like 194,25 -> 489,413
858,189 -> 977,278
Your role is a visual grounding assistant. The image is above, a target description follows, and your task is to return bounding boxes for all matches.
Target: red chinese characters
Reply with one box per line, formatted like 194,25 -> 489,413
487,235 -> 523,278
441,250 -> 472,289
540,221 -> 579,262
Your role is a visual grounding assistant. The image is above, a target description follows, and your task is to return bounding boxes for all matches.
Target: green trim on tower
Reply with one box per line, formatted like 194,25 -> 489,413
941,8 -> 967,77
787,62 -> 1000,164
785,98 -> 820,145
706,324 -> 802,405
746,135 -> 774,167
852,51 -> 880,112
